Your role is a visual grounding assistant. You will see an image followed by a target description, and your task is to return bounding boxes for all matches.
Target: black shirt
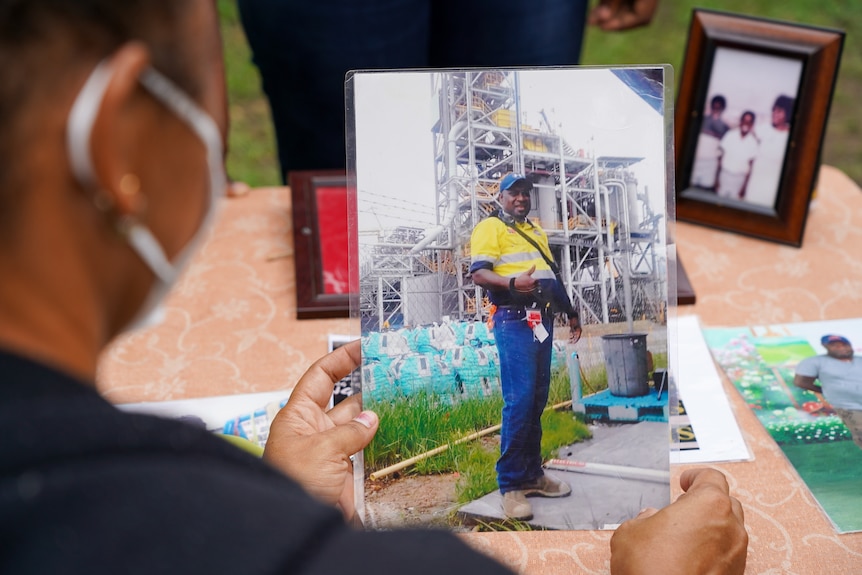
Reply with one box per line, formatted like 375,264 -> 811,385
0,349 -> 511,574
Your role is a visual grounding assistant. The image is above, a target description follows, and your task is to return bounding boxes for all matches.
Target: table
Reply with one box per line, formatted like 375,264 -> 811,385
97,166 -> 862,573
97,186 -> 354,404
671,164 -> 862,573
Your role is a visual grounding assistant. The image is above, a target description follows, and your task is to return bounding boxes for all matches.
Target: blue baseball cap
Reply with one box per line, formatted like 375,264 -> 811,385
821,334 -> 851,346
499,173 -> 531,193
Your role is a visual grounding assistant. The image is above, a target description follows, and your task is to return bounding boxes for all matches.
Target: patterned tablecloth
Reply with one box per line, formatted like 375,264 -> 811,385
97,165 -> 862,573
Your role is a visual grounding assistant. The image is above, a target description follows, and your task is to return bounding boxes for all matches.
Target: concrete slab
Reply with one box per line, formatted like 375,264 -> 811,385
458,421 -> 670,530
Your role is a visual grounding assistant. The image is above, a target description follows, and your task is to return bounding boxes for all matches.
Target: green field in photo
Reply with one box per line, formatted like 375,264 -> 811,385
781,441 -> 862,533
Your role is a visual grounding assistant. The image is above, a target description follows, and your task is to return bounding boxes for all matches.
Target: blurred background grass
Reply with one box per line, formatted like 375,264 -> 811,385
218,0 -> 860,188
218,1 -> 280,186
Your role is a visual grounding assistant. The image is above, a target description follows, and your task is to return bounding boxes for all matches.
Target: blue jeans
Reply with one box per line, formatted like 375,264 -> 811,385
493,306 -> 554,493
237,0 -> 589,180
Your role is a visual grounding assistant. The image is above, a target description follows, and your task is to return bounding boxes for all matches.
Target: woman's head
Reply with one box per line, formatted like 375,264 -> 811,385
0,0 -> 215,205
0,0 -> 227,353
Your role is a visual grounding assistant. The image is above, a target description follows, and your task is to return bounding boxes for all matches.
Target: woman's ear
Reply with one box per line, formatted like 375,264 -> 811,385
88,42 -> 152,218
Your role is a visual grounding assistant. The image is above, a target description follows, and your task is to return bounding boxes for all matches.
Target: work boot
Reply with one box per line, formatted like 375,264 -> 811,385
501,490 -> 533,520
520,473 -> 572,498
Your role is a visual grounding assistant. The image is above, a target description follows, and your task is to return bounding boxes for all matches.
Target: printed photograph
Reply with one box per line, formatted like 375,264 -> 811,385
351,68 -> 671,531
704,318 -> 862,533
688,47 -> 802,210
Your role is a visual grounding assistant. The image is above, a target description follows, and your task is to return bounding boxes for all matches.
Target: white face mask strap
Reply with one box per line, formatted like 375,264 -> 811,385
123,222 -> 175,283
65,61 -> 225,290
138,68 -> 227,196
131,70 -> 227,285
66,60 -> 114,190
68,62 -> 226,198
66,61 -> 174,285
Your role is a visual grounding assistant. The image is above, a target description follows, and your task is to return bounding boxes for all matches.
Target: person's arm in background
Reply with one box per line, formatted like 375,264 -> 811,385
794,360 -> 831,411
794,357 -> 826,397
548,274 -> 582,342
589,0 -> 659,31
794,373 -> 822,393
715,135 -> 726,192
739,146 -> 757,199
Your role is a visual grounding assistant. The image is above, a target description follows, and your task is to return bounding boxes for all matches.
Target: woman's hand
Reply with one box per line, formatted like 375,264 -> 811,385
263,340 -> 378,521
610,468 -> 748,575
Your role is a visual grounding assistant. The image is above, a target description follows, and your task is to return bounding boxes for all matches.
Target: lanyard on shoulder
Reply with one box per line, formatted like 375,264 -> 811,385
491,213 -> 578,320
494,215 -> 560,277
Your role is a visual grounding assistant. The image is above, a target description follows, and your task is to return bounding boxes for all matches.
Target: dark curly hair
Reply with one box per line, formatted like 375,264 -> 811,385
0,0 -> 195,228
773,94 -> 795,122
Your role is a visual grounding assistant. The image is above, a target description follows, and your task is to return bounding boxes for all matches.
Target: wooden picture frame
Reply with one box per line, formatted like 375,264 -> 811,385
675,9 -> 844,246
288,170 -> 354,319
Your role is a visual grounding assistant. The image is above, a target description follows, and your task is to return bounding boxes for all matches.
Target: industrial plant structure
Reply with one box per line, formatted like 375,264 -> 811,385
359,70 -> 666,331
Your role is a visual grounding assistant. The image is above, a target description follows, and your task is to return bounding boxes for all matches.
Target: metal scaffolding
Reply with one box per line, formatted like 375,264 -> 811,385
359,70 -> 665,330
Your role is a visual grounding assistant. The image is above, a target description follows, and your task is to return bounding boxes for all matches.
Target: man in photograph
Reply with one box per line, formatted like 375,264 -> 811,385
716,111 -> 759,200
691,95 -> 729,190
794,334 -> 862,450
746,95 -> 794,207
469,173 -> 582,520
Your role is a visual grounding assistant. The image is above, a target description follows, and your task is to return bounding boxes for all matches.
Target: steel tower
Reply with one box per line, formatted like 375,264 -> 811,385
359,70 -> 665,330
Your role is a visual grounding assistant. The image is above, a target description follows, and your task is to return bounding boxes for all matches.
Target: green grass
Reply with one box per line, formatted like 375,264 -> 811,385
581,362 -> 609,396
219,0 -> 862,186
450,408 -> 591,504
364,391 -> 503,473
753,339 -> 816,365
548,365 -> 574,404
453,443 -> 499,503
217,0 -> 280,187
364,365 -> 580,470
472,518 -> 538,532
540,409 -> 593,461
365,368 -> 592,506
781,440 -> 862,532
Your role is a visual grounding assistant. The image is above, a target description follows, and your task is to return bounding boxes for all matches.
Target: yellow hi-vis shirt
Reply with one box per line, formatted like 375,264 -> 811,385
470,215 -> 577,314
470,216 -> 556,280
470,215 -> 557,281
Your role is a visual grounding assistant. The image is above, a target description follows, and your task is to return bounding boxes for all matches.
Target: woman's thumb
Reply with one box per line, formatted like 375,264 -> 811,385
330,411 -> 379,455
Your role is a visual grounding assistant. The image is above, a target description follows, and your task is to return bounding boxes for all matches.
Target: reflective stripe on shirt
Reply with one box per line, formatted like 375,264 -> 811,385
469,217 -> 553,279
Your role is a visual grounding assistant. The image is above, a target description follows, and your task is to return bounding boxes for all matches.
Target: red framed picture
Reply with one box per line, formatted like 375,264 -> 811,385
288,170 -> 356,319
